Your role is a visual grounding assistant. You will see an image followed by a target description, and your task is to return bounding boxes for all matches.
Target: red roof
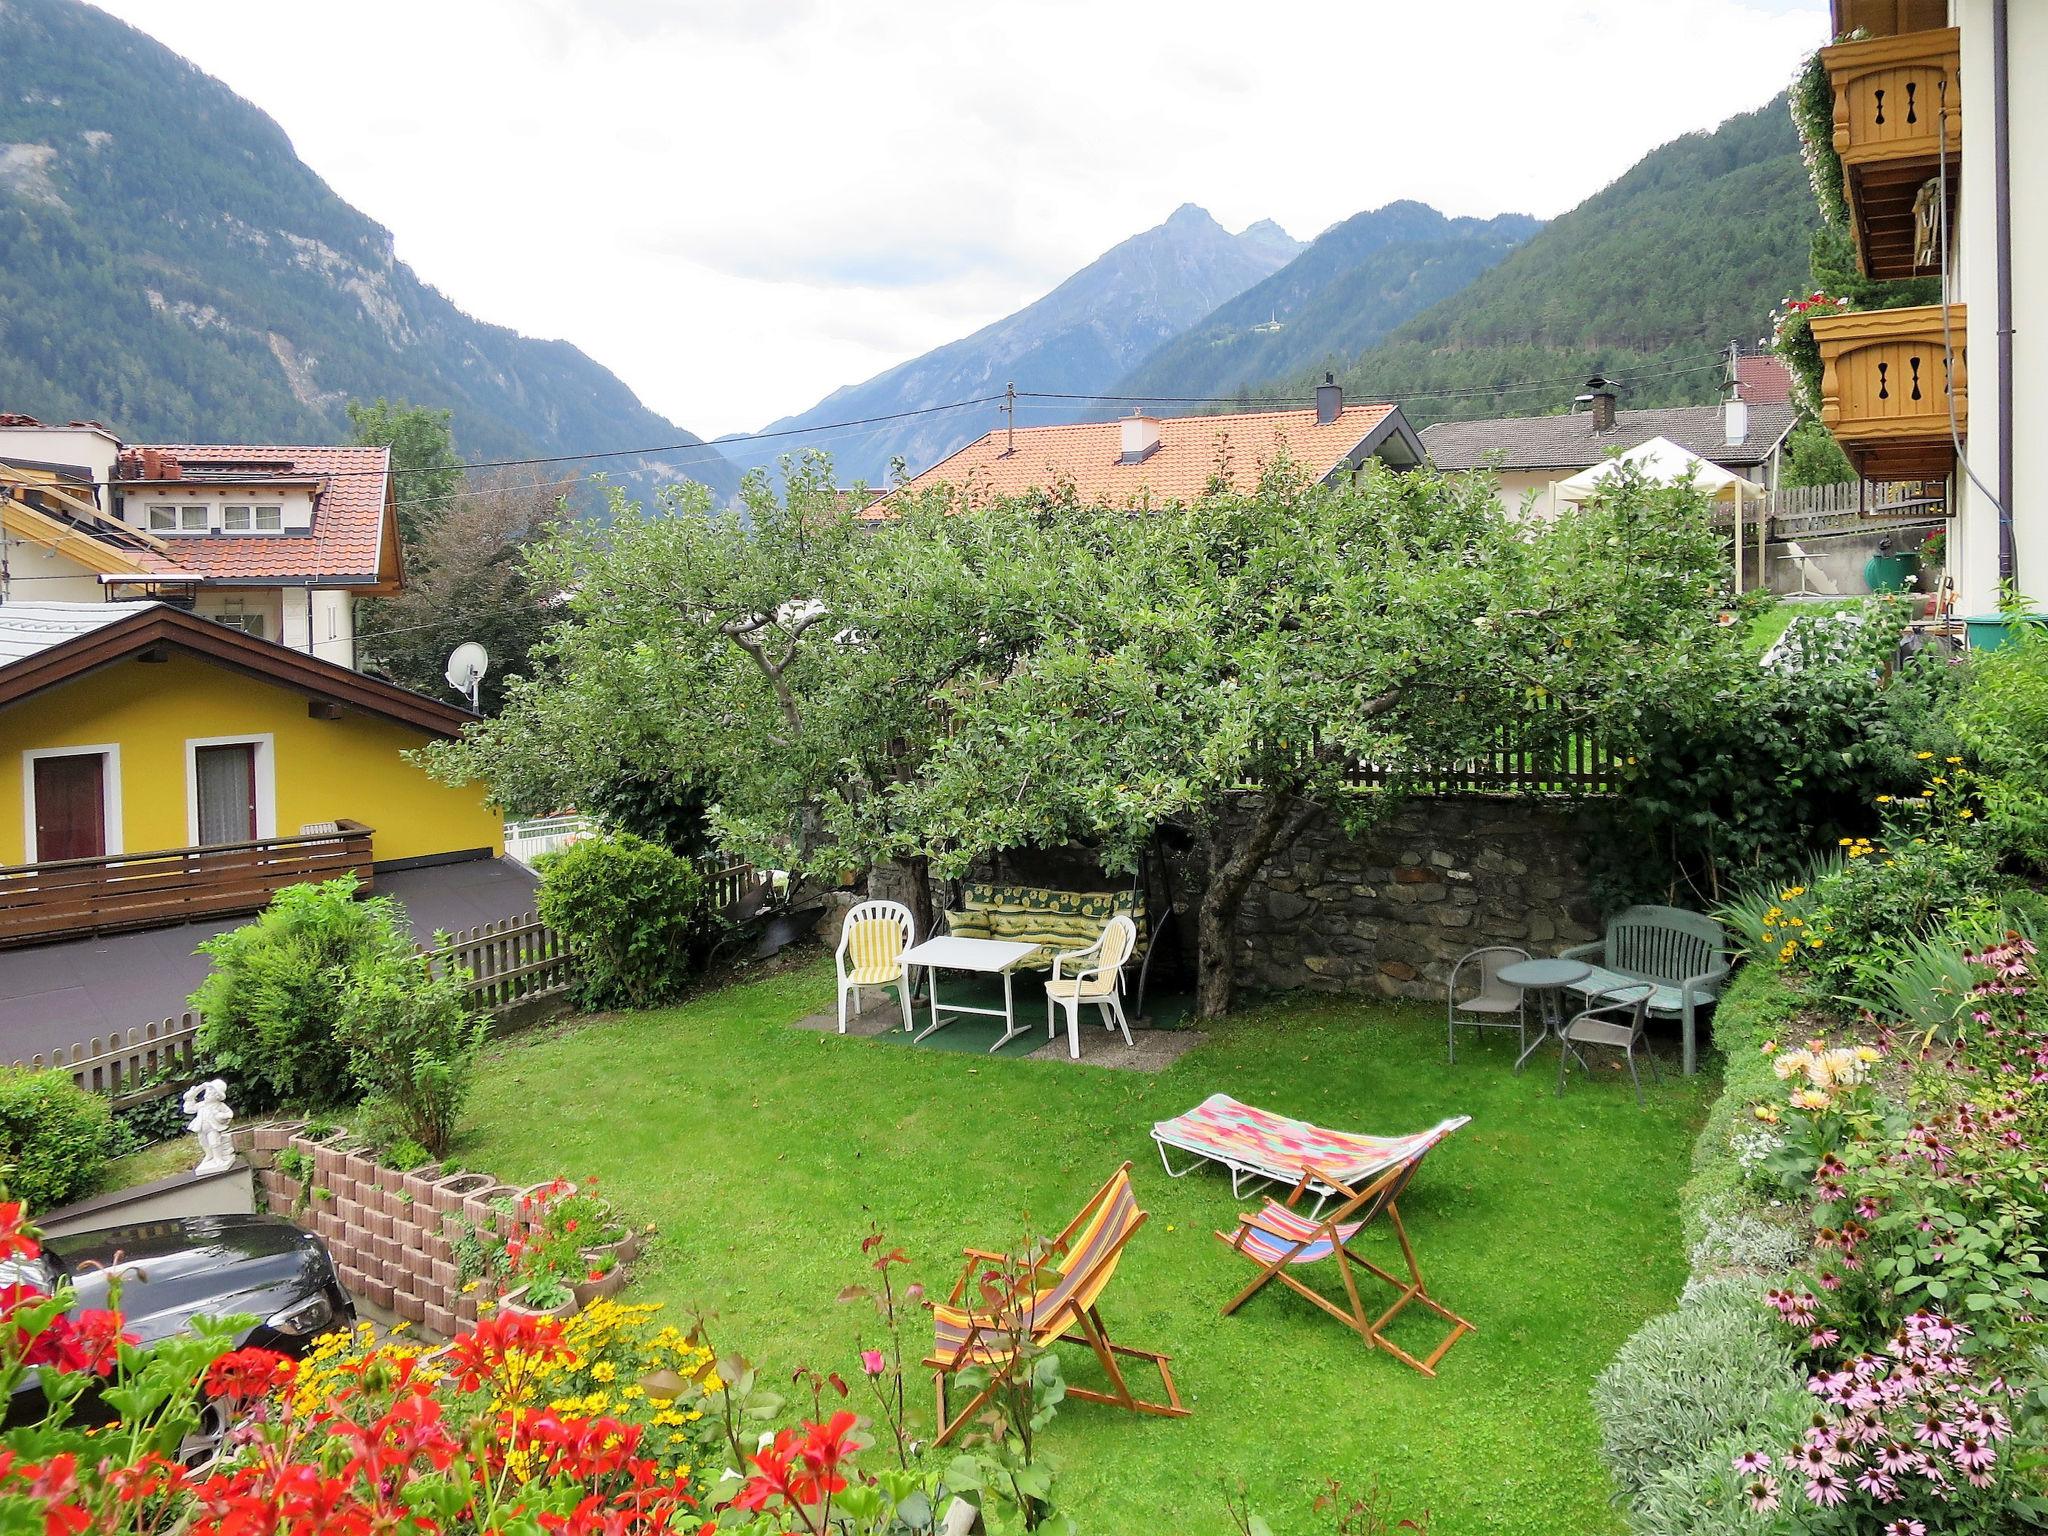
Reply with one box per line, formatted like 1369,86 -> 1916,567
117,443 -> 398,588
864,403 -> 1406,515
1734,353 -> 1793,405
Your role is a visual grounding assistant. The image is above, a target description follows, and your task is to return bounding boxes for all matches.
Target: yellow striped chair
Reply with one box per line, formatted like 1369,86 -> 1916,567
925,1162 -> 1187,1445
835,899 -> 916,1034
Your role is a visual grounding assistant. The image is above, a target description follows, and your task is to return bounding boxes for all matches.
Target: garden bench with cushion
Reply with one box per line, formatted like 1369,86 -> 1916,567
1559,904 -> 1731,1077
944,882 -> 1159,1011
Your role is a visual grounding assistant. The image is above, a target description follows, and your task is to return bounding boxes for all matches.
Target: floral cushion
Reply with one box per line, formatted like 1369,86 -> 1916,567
945,884 -> 1147,971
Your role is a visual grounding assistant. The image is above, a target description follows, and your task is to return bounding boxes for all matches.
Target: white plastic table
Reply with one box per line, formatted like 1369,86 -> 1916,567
901,935 -> 1041,1053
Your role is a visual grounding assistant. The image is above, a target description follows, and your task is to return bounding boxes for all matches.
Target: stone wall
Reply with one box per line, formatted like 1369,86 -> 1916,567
880,796 -> 1608,1007
1227,798 -> 1602,1002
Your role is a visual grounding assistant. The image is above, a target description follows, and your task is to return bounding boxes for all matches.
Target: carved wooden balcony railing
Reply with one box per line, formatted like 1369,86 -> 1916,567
1829,0 -> 1947,40
1812,303 -> 1966,481
1824,27 -> 1962,279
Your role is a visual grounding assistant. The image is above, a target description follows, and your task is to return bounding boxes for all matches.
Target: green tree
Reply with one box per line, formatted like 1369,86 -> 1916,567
347,397 -> 462,543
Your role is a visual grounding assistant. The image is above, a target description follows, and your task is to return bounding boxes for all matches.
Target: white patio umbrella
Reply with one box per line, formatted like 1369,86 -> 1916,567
1551,436 -> 1767,591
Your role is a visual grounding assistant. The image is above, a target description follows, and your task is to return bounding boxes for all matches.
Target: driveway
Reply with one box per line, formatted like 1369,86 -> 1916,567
0,857 -> 538,1064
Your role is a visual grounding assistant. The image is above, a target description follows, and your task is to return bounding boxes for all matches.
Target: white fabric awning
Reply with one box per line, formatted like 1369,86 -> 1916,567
1552,435 -> 1765,505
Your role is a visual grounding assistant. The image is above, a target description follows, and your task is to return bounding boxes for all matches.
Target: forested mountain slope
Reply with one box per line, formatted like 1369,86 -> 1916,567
0,0 -> 736,495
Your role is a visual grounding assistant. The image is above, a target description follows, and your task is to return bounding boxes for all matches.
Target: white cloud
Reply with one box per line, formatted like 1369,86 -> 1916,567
92,0 -> 1826,439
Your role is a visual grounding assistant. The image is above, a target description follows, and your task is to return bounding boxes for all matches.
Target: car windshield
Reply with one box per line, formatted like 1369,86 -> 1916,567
0,1256 -> 55,1293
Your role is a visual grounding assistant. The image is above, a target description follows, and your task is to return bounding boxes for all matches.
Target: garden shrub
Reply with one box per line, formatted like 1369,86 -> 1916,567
332,950 -> 486,1159
1686,1192 -> 1807,1280
1626,1388 -> 1815,1536
0,1067 -> 119,1211
191,876 -> 415,1108
1592,1276 -> 1805,1511
537,831 -> 717,1009
1952,613 -> 2048,873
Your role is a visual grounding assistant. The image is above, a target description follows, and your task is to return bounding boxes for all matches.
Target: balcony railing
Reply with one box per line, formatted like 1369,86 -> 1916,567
1829,1 -> 1948,39
0,820 -> 374,948
1812,303 -> 1966,481
1824,27 -> 1961,280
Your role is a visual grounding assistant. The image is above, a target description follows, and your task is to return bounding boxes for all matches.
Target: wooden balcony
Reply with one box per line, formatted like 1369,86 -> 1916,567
0,820 -> 374,948
1812,303 -> 1966,480
1824,27 -> 1961,279
1829,0 -> 1947,39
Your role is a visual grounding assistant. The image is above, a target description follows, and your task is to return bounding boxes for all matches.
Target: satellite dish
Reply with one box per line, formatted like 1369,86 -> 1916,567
445,642 -> 489,708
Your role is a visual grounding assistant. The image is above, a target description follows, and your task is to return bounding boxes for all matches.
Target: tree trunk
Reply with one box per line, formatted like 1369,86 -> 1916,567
902,853 -> 936,941
1192,793 -> 1319,1020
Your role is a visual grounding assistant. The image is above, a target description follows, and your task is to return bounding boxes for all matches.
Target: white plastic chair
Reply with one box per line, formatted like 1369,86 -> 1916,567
1446,945 -> 1530,1063
836,900 -> 916,1034
1044,914 -> 1138,1060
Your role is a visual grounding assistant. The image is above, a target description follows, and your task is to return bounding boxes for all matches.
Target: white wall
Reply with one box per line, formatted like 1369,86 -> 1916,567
0,539 -> 110,603
1952,0 -> 2048,612
311,588 -> 355,669
0,425 -> 121,498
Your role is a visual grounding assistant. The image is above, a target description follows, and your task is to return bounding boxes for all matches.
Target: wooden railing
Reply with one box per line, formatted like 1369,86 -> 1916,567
0,821 -> 375,949
1813,304 -> 1966,481
1825,27 -> 1960,279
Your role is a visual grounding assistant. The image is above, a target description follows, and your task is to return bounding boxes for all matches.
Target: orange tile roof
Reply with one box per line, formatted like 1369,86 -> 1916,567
864,403 -> 1400,515
119,443 -> 397,586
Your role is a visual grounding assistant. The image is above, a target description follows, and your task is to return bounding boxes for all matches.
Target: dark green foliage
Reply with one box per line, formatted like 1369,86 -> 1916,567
190,876 -> 415,1109
583,773 -> 717,860
1111,204 -> 1540,402
537,833 -> 718,1010
333,952 -> 486,1159
1951,617 -> 2048,873
347,399 -> 462,543
1592,600 -> 1962,908
0,0 -> 735,497
1779,417 -> 1856,486
0,1067 -> 118,1212
1246,98 -> 1816,426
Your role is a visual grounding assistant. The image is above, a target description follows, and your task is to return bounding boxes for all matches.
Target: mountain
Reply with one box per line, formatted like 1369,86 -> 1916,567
1261,97 -> 1815,427
0,0 -> 737,498
1110,202 -> 1541,403
730,204 -> 1303,487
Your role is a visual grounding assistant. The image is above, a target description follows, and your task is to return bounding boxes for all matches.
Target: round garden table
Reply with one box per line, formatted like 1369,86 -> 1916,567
1495,957 -> 1592,1073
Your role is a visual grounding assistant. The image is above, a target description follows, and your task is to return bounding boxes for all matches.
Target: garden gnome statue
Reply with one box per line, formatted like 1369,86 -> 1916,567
183,1079 -> 236,1175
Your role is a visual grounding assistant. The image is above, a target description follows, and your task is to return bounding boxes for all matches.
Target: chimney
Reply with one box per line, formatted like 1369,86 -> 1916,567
1316,372 -> 1343,426
1119,412 -> 1162,464
1723,395 -> 1750,446
1586,376 -> 1618,433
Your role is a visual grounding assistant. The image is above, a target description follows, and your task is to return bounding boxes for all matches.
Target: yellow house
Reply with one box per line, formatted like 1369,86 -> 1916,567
0,601 -> 500,944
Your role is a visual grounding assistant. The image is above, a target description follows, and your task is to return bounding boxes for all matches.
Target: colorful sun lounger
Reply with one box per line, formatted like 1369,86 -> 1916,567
1151,1094 -> 1471,1213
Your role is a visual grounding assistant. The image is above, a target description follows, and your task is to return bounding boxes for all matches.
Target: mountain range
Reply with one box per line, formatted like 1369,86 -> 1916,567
1109,202 -> 1542,405
0,0 -> 1818,509
0,0 -> 737,497
723,204 -> 1307,489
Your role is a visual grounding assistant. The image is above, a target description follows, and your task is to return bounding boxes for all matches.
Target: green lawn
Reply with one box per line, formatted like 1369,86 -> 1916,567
459,960 -> 1714,1534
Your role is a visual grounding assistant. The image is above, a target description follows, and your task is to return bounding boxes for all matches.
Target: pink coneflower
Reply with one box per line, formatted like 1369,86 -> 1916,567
1744,1473 -> 1779,1513
1731,1450 -> 1771,1475
1952,1431 -> 1997,1473
1854,1466 -> 1896,1500
1808,1327 -> 1840,1350
1913,1409 -> 1956,1449
1791,1440 -> 1834,1476
1884,1520 -> 1927,1536
1874,1440 -> 1916,1475
1804,1466 -> 1849,1507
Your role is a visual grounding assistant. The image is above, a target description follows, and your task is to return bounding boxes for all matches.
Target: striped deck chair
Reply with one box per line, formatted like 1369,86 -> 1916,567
1215,1124 -> 1473,1377
924,1162 -> 1187,1446
1153,1093 -> 1470,1214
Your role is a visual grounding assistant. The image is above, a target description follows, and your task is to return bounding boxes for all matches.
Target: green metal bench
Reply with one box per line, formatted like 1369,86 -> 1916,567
1559,905 -> 1731,1075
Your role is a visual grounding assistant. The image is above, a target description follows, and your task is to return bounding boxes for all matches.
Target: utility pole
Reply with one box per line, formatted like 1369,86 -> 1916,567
1002,381 -> 1015,457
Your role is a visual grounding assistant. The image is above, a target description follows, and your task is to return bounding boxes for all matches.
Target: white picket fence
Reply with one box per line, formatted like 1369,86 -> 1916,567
503,814 -> 594,869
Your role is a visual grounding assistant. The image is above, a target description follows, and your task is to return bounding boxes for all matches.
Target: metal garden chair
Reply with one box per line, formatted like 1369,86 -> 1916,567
1445,945 -> 1530,1063
1556,983 -> 1663,1105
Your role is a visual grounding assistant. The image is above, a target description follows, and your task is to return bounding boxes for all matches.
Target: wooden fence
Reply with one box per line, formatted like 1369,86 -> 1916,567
1759,478 -> 1947,536
9,1015 -> 203,1109
1346,720 -> 1616,796
423,910 -> 576,1014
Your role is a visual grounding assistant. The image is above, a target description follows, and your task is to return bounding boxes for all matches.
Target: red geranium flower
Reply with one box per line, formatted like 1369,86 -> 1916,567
0,1202 -> 38,1263
443,1311 -> 574,1392
204,1346 -> 299,1400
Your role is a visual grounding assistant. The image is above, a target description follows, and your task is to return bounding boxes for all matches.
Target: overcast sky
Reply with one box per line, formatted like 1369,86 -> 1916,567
96,0 -> 1825,442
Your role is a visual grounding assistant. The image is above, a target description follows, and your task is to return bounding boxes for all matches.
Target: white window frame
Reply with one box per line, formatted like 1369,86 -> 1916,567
254,505 -> 283,531
21,744 -> 123,862
147,503 -> 177,532
184,733 -> 277,846
222,504 -> 252,531
179,504 -> 210,533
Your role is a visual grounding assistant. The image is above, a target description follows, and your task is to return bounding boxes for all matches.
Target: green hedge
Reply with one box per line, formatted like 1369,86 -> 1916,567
1594,965 -> 1816,1530
0,1067 -> 119,1212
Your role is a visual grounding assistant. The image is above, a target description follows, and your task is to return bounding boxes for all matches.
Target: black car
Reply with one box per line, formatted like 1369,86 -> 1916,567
4,1213 -> 355,1450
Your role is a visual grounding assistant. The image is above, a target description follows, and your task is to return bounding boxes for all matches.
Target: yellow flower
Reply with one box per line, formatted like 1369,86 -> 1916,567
1790,1087 -> 1833,1111
1753,1104 -> 1780,1124
1916,751 -> 1934,759
1876,795 -> 1893,804
1959,808 -> 1974,818
592,1361 -> 617,1383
